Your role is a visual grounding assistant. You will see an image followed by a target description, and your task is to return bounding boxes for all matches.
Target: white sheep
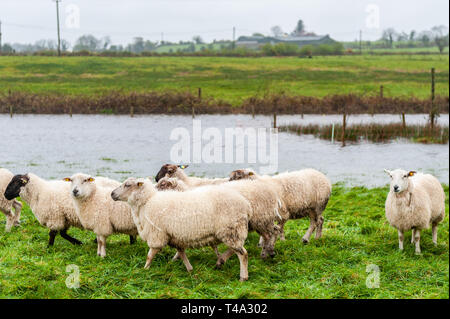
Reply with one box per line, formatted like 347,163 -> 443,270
64,173 -> 138,257
155,164 -> 228,186
155,174 -> 281,261
111,178 -> 251,281
0,168 -> 22,232
229,168 -> 332,244
384,169 -> 445,254
4,173 -> 83,246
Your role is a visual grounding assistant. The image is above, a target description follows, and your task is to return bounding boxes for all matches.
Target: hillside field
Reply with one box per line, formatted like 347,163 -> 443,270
0,55 -> 448,105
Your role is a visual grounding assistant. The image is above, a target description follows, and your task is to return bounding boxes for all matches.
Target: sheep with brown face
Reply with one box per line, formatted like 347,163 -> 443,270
155,177 -> 189,192
0,168 -> 22,232
111,178 -> 251,281
155,164 -> 228,187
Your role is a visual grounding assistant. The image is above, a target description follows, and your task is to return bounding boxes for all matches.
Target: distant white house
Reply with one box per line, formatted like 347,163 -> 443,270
236,34 -> 336,49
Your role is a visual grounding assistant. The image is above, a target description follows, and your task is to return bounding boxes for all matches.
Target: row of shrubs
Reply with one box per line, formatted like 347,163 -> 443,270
2,43 -> 440,58
0,91 -> 448,115
279,123 -> 449,144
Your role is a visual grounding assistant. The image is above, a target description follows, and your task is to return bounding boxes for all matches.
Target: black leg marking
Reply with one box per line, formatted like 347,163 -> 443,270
60,229 -> 82,245
130,235 -> 136,245
48,230 -> 58,247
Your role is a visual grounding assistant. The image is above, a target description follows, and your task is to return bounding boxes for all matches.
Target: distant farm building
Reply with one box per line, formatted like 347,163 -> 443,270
236,34 -> 336,49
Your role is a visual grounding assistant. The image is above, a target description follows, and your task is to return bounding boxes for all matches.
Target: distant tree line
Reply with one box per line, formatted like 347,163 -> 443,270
345,25 -> 449,53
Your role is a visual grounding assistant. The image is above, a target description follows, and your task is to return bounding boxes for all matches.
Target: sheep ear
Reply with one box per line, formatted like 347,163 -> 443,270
383,169 -> 392,176
63,177 -> 71,182
88,177 -> 95,182
178,165 -> 188,169
248,171 -> 254,176
137,182 -> 144,187
408,171 -> 416,177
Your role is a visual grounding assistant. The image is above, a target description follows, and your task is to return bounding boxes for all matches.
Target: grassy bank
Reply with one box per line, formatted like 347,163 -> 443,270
0,55 -> 448,105
0,185 -> 448,299
279,123 -> 450,144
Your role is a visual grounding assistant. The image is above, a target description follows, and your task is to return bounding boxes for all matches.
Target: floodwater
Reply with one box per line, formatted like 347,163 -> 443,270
0,114 -> 448,187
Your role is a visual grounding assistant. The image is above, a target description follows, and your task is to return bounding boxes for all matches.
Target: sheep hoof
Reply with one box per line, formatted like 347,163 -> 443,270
415,251 -> 421,255
302,238 -> 309,244
239,277 -> 248,282
215,259 -> 224,269
186,267 -> 193,272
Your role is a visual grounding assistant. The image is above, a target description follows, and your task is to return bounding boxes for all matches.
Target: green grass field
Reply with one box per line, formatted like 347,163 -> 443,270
0,185 -> 448,299
0,55 -> 448,105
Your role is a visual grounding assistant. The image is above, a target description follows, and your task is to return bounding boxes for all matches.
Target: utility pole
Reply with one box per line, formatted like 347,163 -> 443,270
232,26 -> 236,49
54,0 -> 62,56
359,30 -> 362,55
0,20 -> 2,53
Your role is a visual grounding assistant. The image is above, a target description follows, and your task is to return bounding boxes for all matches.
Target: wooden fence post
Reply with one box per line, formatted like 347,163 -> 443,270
430,68 -> 436,130
380,85 -> 384,98
273,113 -> 277,129
401,112 -> 406,131
342,112 -> 346,147
10,105 -> 13,118
198,88 -> 202,100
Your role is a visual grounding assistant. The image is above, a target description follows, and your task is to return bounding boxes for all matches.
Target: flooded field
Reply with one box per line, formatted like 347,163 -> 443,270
1,114 -> 448,187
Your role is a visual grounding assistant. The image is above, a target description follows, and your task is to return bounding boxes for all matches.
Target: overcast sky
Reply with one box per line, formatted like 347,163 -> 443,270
0,0 -> 448,46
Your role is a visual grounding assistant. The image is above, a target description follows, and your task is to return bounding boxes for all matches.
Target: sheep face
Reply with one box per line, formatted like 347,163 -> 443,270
64,174 -> 96,199
384,169 -> 416,194
229,169 -> 257,181
111,178 -> 146,203
155,164 -> 188,182
4,174 -> 29,200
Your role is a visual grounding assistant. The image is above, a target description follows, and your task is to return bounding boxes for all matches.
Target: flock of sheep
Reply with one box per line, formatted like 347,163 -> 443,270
0,165 -> 446,281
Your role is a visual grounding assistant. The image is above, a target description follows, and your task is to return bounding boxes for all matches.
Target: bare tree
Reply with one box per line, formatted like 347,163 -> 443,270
192,35 -> 204,44
381,28 -> 397,48
271,25 -> 284,37
431,25 -> 449,53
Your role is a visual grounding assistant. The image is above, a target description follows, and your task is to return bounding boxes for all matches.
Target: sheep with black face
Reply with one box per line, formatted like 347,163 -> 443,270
4,173 -> 83,246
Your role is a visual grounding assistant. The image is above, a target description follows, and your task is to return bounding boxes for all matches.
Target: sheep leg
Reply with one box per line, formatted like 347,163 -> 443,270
411,228 -> 415,244
302,215 -> 317,244
314,215 -> 324,240
260,232 -> 276,259
257,236 -> 265,248
177,250 -> 193,272
216,249 -> 235,269
279,220 -> 286,241
432,223 -> 438,246
12,200 -> 22,226
234,247 -> 249,282
48,230 -> 58,247
144,248 -> 160,269
129,235 -> 136,245
212,245 -> 220,258
398,229 -> 404,251
172,251 -> 180,261
60,229 -> 82,245
2,209 -> 14,232
413,229 -> 421,255
96,235 -> 107,258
